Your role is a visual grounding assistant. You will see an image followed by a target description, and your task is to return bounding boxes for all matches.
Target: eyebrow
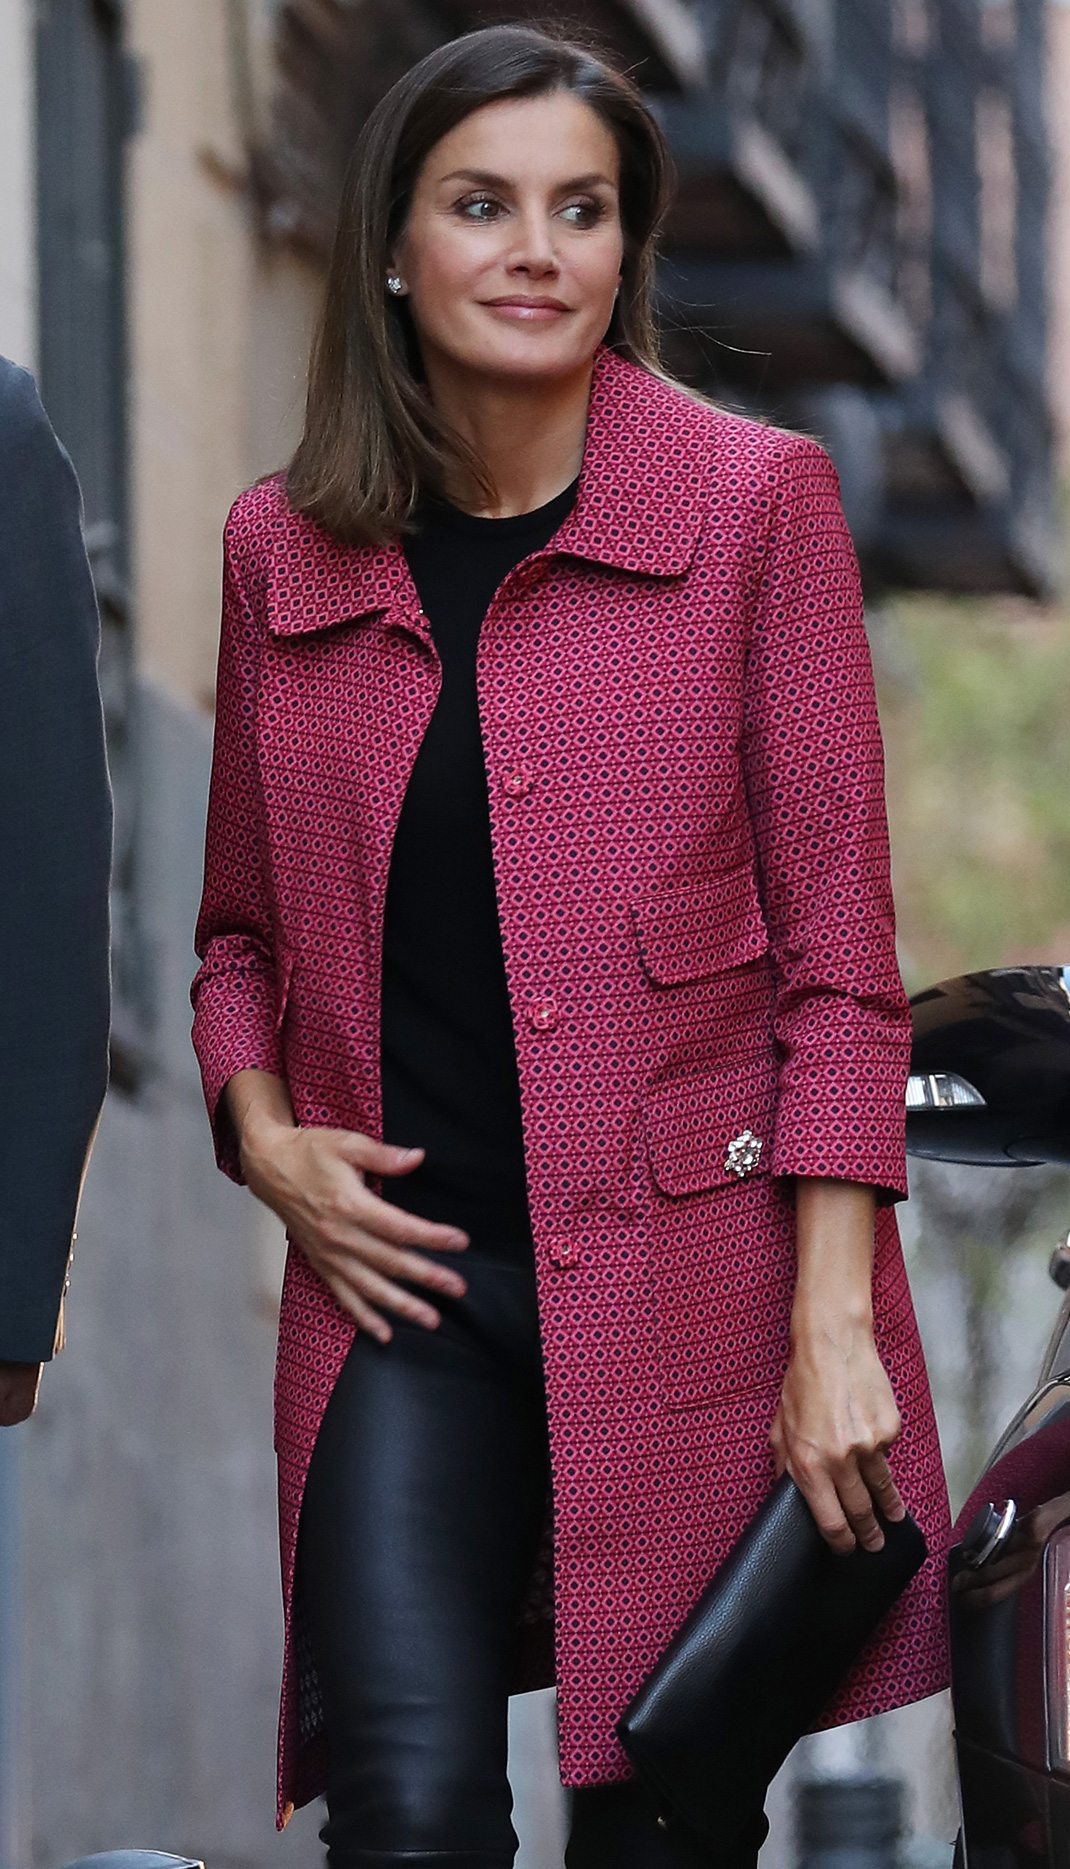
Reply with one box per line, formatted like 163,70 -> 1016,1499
437,168 -> 618,192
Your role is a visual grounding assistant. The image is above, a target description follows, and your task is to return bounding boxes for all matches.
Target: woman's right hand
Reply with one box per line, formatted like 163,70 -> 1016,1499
226,1068 -> 468,1343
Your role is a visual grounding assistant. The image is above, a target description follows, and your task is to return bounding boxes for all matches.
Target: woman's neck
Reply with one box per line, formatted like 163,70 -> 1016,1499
422,349 -> 595,518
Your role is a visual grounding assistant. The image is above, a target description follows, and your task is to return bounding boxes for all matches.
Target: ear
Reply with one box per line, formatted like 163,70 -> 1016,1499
386,237 -> 411,295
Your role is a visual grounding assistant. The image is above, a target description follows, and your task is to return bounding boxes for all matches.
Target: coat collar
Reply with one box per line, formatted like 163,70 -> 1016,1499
267,347 -> 712,639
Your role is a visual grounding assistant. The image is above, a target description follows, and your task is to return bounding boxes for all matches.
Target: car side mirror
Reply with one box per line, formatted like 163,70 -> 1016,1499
906,967 -> 1070,1167
61,1855 -> 204,1869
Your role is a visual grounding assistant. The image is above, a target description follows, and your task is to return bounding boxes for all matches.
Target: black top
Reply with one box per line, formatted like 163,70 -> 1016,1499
379,476 -> 579,1258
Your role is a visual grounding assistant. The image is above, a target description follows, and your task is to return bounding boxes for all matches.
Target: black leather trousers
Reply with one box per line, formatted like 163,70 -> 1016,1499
297,1254 -> 766,1869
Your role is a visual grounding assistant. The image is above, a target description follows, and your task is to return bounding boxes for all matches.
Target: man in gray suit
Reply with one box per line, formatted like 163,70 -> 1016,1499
0,357 -> 112,1425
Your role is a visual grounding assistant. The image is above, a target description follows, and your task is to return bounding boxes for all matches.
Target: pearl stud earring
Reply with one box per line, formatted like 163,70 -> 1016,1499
386,274 -> 404,296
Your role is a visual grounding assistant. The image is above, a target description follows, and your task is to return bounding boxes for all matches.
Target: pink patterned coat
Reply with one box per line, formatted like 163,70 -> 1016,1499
192,347 -> 950,1827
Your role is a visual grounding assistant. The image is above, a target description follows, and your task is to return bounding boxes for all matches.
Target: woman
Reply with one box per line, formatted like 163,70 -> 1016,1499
192,25 -> 949,1869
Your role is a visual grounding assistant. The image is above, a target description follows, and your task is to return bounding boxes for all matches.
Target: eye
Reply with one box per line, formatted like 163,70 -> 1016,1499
560,198 -> 609,228
455,194 -> 504,222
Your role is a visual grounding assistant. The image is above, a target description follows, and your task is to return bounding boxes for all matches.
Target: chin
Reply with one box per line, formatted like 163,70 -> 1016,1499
456,327 -> 603,383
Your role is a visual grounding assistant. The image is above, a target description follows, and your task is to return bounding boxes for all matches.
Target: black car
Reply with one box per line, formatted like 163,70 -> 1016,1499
907,966 -> 1070,1869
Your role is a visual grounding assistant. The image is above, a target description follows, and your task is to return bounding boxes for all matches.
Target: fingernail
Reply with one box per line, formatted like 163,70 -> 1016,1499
888,1503 -> 906,1521
865,1532 -> 885,1552
448,1231 -> 469,1248
396,1147 -> 423,1163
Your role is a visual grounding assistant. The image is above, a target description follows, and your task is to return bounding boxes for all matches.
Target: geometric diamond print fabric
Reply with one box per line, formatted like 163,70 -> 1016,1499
192,347 -> 951,1827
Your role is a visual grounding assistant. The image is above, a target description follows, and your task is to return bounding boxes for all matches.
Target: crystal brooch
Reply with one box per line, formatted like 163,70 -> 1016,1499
724,1130 -> 763,1178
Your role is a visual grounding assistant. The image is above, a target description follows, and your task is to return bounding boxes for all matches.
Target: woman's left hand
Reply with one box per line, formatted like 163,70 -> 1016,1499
770,1313 -> 904,1555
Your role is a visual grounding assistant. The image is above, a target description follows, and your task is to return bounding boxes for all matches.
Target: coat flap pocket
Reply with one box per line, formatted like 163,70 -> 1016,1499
630,864 -> 768,986
643,1055 -> 778,1197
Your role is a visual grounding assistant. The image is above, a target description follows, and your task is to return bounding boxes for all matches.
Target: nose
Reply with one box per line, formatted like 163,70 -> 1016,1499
506,203 -> 560,277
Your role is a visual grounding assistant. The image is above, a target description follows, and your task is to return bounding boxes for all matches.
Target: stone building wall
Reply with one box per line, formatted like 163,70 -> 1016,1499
0,0 -> 35,372
1048,0 -> 1070,469
125,0 -> 320,710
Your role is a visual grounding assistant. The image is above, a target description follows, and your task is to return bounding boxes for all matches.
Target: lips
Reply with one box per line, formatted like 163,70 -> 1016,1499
481,297 -> 571,319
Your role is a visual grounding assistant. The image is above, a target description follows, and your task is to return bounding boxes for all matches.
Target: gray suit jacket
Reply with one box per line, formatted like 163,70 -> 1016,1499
0,356 -> 112,1363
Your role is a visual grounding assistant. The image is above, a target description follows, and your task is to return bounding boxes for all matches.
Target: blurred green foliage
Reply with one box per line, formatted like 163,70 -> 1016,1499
873,596 -> 1070,993
875,596 -> 1070,1501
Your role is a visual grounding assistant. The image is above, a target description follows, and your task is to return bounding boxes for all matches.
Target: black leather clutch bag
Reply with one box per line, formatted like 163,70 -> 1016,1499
616,1474 -> 927,1856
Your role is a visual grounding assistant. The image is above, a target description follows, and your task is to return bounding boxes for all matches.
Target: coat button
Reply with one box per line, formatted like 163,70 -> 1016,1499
501,763 -> 533,799
529,998 -> 559,1033
548,1239 -> 576,1267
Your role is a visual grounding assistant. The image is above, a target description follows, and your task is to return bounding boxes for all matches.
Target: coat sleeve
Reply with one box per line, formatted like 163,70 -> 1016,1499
0,359 -> 112,1362
741,435 -> 911,1203
191,506 -> 286,1182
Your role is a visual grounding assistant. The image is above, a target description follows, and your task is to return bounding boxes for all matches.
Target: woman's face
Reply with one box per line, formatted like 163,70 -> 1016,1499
391,91 -> 625,385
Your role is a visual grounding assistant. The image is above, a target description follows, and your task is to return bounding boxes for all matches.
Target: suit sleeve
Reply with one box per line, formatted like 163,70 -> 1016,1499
0,361 -> 112,1362
191,510 -> 286,1182
741,436 -> 911,1203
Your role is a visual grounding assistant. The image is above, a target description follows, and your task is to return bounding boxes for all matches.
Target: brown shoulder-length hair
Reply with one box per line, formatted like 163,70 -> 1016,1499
287,24 -> 674,546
